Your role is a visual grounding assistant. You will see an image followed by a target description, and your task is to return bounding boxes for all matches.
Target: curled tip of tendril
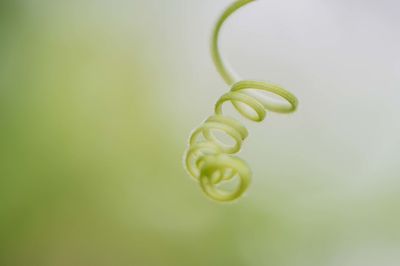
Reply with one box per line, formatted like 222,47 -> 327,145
183,0 -> 298,202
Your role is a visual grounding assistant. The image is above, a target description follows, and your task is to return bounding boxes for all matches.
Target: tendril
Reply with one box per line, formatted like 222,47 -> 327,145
184,0 -> 298,202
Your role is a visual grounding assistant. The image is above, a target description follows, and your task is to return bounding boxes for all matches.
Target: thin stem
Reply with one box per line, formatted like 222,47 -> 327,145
211,0 -> 255,85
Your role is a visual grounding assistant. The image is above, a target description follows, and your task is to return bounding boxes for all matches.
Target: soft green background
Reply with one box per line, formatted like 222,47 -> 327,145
1,0 -> 400,265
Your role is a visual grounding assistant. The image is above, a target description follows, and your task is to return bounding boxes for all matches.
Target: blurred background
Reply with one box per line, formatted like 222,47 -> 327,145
1,0 -> 400,265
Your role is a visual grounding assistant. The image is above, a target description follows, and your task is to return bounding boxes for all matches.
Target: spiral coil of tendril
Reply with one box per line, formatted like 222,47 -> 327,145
184,0 -> 298,202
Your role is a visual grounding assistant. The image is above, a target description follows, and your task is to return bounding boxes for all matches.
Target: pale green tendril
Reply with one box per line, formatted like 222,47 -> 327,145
184,0 -> 298,202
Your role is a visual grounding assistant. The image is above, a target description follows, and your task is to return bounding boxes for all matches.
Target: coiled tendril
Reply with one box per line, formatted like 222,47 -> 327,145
184,0 -> 298,202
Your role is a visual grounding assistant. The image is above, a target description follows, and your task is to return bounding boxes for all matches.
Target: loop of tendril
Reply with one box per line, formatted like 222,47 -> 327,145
184,0 -> 298,202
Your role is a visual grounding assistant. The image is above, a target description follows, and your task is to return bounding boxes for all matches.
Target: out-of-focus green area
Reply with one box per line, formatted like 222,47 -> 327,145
1,0 -> 400,265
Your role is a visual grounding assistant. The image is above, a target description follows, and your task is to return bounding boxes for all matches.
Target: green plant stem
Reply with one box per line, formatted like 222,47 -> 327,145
211,0 -> 255,85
